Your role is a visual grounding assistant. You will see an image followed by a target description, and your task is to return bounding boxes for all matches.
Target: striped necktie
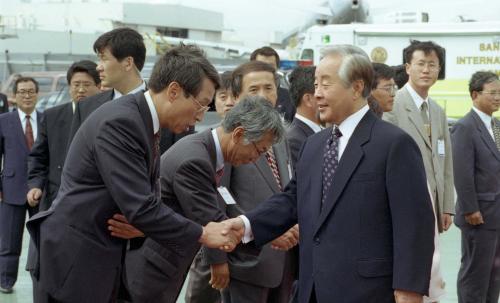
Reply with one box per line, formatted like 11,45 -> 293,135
492,119 -> 500,151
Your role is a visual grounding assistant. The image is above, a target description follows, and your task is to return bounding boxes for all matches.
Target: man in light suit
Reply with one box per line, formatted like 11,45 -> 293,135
110,96 -> 286,302
0,77 -> 42,294
27,60 -> 101,212
69,27 -> 191,154
452,71 -> 500,303
26,45 -> 238,303
224,45 -> 435,303
383,40 -> 455,234
286,65 -> 321,167
215,61 -> 298,303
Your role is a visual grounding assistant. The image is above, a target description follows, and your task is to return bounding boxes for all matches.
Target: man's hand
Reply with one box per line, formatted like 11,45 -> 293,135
394,289 -> 423,303
271,224 -> 299,251
465,211 -> 484,226
27,188 -> 42,207
107,214 -> 145,239
209,262 -> 230,290
200,221 -> 243,252
441,213 -> 453,231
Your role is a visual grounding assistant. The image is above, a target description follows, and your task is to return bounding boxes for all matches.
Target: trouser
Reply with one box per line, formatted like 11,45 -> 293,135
185,250 -> 221,303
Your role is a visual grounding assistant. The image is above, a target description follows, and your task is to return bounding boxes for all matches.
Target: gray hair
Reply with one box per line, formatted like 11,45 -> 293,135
222,95 -> 285,144
321,45 -> 374,98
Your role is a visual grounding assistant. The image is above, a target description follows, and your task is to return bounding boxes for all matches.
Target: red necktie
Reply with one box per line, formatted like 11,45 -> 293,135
265,150 -> 282,191
25,115 -> 34,150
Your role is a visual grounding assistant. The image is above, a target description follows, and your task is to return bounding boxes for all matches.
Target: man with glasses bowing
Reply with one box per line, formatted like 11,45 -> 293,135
384,40 -> 453,303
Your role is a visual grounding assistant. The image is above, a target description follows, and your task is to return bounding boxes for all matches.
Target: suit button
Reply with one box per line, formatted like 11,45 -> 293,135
57,165 -> 62,169
314,237 -> 320,244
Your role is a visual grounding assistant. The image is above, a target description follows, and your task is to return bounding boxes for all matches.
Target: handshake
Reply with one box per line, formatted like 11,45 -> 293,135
107,215 -> 247,252
108,215 -> 299,252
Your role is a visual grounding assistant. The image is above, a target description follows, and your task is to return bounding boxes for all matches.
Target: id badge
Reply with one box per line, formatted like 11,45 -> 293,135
437,139 -> 445,156
217,186 -> 236,205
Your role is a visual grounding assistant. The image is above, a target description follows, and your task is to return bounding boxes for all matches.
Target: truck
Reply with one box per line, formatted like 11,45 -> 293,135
298,22 -> 500,117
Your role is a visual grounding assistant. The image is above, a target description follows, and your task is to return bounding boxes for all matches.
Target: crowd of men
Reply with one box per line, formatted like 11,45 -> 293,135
0,26 -> 499,303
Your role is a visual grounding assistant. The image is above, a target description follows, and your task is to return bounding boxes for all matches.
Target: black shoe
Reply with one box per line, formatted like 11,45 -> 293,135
0,285 -> 13,293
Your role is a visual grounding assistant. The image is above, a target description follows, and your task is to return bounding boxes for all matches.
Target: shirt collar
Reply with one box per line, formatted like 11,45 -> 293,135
17,109 -> 37,122
211,128 -> 224,172
113,81 -> 147,100
294,113 -> 322,133
144,91 -> 160,135
337,105 -> 370,140
472,106 -> 493,130
405,82 -> 429,110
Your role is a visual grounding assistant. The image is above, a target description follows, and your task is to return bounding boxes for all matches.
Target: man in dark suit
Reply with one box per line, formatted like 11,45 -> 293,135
0,92 -> 8,114
26,45 -> 239,303
213,61 -> 298,303
251,46 -> 296,122
69,27 -> 191,153
286,65 -> 321,167
223,45 -> 436,303
0,77 -> 42,294
109,96 -> 286,302
27,60 -> 101,211
452,71 -> 500,303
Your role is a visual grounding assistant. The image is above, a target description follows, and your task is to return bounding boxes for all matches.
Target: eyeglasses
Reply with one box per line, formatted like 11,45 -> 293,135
411,61 -> 440,72
480,91 -> 500,97
71,82 -> 95,90
376,85 -> 398,95
190,95 -> 210,113
16,90 -> 37,96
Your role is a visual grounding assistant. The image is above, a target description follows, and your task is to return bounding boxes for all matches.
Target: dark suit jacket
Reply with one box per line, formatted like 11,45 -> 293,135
0,110 -> 42,205
28,102 -> 73,211
125,130 -> 228,302
0,93 -> 8,114
70,89 -> 192,155
451,110 -> 500,230
246,111 -> 435,303
286,118 -> 315,167
26,92 -> 202,303
276,87 -> 296,123
220,139 -> 293,289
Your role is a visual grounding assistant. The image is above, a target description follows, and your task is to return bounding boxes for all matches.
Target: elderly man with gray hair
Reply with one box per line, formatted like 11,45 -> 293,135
223,45 -> 435,303
107,95 -> 287,303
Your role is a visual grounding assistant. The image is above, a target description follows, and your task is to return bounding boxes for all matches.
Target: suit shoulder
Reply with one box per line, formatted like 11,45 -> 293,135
44,102 -> 71,116
78,91 -> 112,109
374,118 -> 416,142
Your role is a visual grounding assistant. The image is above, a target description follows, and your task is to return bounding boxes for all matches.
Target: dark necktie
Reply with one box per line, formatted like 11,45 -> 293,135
421,102 -> 431,141
152,132 -> 161,180
492,119 -> 500,151
265,149 -> 282,191
215,168 -> 224,187
25,114 -> 34,150
321,126 -> 342,205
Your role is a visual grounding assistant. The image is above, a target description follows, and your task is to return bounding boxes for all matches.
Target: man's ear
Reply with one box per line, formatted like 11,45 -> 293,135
121,56 -> 135,72
352,80 -> 365,99
231,126 -> 245,144
165,82 -> 183,104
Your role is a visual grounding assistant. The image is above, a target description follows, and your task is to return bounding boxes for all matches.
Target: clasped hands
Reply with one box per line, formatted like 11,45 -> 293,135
107,216 -> 299,253
107,215 -> 246,252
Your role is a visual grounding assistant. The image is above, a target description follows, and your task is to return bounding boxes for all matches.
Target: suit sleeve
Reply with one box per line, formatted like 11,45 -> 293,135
450,122 -> 478,214
28,113 -> 50,190
94,118 -> 202,253
386,132 -> 435,295
442,111 -> 455,214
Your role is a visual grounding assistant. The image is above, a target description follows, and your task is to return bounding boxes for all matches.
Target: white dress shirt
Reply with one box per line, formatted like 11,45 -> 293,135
17,109 -> 38,142
240,105 -> 370,242
211,128 -> 224,172
472,106 -> 495,140
294,113 -> 322,133
406,83 -> 430,119
143,91 -> 160,135
113,81 -> 147,100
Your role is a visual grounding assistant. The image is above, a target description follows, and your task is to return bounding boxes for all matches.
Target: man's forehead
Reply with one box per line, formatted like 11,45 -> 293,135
17,81 -> 36,88
243,71 -> 275,84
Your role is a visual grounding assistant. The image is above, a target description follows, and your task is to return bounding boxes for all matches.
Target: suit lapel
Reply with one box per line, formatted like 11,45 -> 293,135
429,99 -> 440,146
10,112 -> 29,151
135,92 -> 155,179
470,110 -> 500,161
203,130 -> 217,171
274,141 -> 291,185
402,90 -> 432,150
254,153 -> 281,193
314,111 -> 374,235
295,118 -> 315,137
309,130 -> 331,222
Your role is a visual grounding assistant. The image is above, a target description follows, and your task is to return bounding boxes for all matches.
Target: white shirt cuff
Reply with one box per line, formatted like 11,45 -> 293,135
238,215 -> 254,243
